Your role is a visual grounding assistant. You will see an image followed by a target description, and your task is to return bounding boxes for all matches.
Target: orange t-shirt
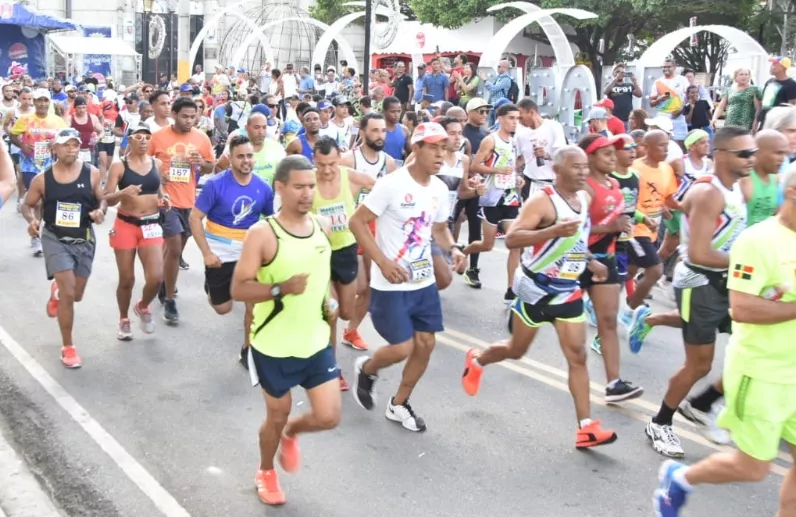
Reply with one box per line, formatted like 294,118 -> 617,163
631,158 -> 677,241
148,126 -> 214,209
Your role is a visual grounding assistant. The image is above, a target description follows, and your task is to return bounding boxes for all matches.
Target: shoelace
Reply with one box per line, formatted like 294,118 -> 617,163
120,321 -> 131,333
661,424 -> 681,446
399,400 -> 418,418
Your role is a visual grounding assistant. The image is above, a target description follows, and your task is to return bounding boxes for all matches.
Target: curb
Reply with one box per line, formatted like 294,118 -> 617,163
0,426 -> 63,517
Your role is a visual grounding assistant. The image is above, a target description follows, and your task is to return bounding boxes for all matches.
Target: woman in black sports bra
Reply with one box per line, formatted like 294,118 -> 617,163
104,122 -> 170,341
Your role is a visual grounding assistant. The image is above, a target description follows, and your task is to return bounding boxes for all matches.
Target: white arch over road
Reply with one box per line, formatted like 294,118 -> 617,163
311,12 -> 363,74
188,1 -> 276,72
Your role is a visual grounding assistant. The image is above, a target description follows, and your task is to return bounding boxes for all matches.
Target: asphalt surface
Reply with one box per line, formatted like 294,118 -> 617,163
0,203 -> 786,517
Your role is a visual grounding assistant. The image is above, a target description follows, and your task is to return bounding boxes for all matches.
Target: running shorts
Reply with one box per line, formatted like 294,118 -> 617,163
615,242 -> 629,282
109,213 -> 164,250
479,205 -> 519,227
718,370 -> 796,461
41,227 -> 96,281
22,171 -> 38,190
675,283 -> 732,345
160,207 -> 192,238
357,220 -> 376,256
97,142 -> 115,156
249,345 -> 338,399
331,243 -> 358,285
510,298 -> 584,329
369,284 -> 444,344
204,261 -> 236,305
580,254 -> 620,289
627,236 -> 661,269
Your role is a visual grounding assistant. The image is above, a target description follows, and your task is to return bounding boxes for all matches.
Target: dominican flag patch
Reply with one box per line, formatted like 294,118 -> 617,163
732,264 -> 754,280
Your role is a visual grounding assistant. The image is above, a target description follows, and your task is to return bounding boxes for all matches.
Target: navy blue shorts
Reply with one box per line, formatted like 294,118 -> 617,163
370,284 -> 444,344
616,250 -> 629,281
250,345 -> 338,398
22,171 -> 37,190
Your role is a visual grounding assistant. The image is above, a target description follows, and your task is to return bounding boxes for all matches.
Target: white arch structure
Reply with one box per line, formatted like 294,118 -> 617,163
636,24 -> 769,86
188,1 -> 276,73
230,17 -> 359,73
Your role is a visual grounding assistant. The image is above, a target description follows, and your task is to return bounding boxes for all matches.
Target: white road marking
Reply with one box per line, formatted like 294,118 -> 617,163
0,325 -> 193,517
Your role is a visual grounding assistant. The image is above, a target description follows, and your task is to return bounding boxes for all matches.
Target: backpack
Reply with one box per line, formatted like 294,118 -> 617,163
508,79 -> 519,103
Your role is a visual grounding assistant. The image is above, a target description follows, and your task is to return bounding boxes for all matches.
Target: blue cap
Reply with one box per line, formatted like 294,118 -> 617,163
250,103 -> 271,117
317,100 -> 332,110
179,83 -> 193,92
421,94 -> 434,103
493,98 -> 511,109
282,120 -> 301,135
237,68 -> 246,73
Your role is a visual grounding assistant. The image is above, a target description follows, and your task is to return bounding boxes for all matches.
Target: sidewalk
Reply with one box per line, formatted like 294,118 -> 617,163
0,426 -> 63,517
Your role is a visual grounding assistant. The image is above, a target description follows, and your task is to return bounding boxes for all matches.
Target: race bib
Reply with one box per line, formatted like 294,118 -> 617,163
142,223 -> 163,239
408,258 -> 433,283
528,180 -> 552,197
55,201 -> 81,228
34,140 -> 50,163
169,160 -> 191,183
357,188 -> 370,206
101,125 -> 115,143
78,149 -> 92,163
318,202 -> 348,232
448,191 -> 458,216
494,172 -> 516,190
557,252 -> 587,280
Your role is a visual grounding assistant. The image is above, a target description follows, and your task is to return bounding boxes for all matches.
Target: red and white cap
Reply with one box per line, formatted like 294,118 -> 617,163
411,122 -> 449,144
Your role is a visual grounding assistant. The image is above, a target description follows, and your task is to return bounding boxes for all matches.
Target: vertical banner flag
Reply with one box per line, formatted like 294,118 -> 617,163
690,17 -> 698,47
82,26 -> 112,82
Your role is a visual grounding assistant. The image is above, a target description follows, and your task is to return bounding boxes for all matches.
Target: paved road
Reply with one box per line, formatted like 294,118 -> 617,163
0,205 -> 785,517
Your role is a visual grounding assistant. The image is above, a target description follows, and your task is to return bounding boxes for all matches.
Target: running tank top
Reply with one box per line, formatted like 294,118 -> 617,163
677,175 -> 746,280
514,187 -> 591,305
118,158 -> 161,195
297,133 -> 315,164
71,115 -> 94,150
479,133 -> 519,207
746,170 -> 778,226
42,163 -> 96,241
250,216 -> 331,359
675,155 -> 711,202
353,148 -> 388,205
585,176 -> 624,254
8,107 -> 32,154
384,123 -> 406,162
312,167 -> 357,251
437,152 -> 464,220
611,170 -> 640,242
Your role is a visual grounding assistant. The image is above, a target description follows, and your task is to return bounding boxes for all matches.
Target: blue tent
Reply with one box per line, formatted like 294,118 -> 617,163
0,3 -> 79,32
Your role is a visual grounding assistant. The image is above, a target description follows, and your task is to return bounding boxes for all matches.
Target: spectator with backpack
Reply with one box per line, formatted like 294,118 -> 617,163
480,59 -> 513,126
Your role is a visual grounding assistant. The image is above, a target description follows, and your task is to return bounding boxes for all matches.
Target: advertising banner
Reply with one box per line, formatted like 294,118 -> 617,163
0,25 -> 45,79
82,25 -> 112,82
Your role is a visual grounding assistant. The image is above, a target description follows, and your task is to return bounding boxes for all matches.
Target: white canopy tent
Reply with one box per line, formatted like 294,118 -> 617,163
48,35 -> 141,81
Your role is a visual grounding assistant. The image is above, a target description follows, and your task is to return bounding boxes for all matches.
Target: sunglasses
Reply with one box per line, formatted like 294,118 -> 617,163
623,144 -> 638,150
130,134 -> 152,141
717,147 -> 757,158
267,104 -> 278,108
477,109 -> 489,115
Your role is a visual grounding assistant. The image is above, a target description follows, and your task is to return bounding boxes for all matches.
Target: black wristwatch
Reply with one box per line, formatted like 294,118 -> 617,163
270,284 -> 282,299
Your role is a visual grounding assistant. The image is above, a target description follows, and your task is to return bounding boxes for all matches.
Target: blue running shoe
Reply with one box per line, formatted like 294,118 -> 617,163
589,335 -> 602,355
619,305 -> 633,328
583,296 -> 597,327
628,304 -> 652,354
653,460 -> 689,517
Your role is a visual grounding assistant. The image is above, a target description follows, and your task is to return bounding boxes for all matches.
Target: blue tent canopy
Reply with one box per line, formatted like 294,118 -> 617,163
0,3 -> 80,32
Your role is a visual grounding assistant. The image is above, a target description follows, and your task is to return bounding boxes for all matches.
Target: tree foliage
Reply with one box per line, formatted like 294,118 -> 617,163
310,0 -> 416,26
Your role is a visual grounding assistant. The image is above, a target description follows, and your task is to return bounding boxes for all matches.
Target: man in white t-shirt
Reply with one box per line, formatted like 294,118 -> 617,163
515,97 -> 566,200
650,58 -> 689,143
349,122 -> 467,433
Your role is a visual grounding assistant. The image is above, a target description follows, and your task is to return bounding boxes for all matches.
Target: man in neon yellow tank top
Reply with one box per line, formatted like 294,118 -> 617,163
312,136 -> 375,391
740,129 -> 787,226
231,155 -> 340,506
216,111 -> 286,187
653,163 -> 796,516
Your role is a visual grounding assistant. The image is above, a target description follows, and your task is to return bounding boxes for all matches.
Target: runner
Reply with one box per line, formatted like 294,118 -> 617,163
327,96 -> 355,150
740,129 -> 787,226
216,110 -> 286,187
230,154 -> 340,506
349,122 -> 466,432
64,96 -> 102,166
145,90 -> 174,133
9,88 -> 66,256
285,107 -> 320,163
104,122 -> 166,340
463,102 -> 525,300
576,134 -> 644,402
147,97 -> 215,323
382,96 -> 412,163
190,134 -> 274,366
461,145 -> 618,448
21,128 -> 106,368
339,112 -> 397,352
0,83 -> 22,209
645,126 -> 752,458
652,163 -> 796,517
0,138 -> 16,208
311,136 -> 376,389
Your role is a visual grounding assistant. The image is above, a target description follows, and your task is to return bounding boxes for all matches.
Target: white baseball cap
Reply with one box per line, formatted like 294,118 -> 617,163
32,88 -> 51,100
645,115 -> 674,134
411,122 -> 449,144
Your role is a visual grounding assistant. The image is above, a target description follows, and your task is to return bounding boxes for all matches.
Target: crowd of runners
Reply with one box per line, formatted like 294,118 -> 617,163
0,58 -> 795,517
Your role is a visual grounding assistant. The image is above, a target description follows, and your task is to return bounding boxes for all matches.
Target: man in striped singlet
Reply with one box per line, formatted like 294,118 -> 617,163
461,145 -> 619,450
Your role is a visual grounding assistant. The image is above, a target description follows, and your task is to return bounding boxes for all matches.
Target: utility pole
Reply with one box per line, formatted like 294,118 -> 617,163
177,0 -> 190,82
363,0 -> 372,92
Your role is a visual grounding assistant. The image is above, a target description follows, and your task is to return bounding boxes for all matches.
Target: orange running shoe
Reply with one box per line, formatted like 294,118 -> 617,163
339,374 -> 350,391
462,348 -> 483,396
46,280 -> 59,318
576,420 -> 617,449
278,434 -> 301,473
61,346 -> 82,369
255,469 -> 285,505
342,329 -> 369,351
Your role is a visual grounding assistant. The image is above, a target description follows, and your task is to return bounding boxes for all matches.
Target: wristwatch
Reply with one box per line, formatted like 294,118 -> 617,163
451,244 -> 465,253
270,284 -> 282,299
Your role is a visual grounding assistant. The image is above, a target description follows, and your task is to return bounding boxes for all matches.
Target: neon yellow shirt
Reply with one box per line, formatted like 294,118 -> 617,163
725,216 -> 796,383
311,167 -> 357,251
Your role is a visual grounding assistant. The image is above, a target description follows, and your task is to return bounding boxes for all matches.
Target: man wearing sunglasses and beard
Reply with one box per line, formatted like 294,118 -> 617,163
645,126 -> 753,460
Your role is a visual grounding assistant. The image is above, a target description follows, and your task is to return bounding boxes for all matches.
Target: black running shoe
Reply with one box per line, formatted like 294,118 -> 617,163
463,267 -> 482,289
605,379 -> 644,403
158,283 -> 166,305
163,299 -> 179,324
239,346 -> 249,370
353,356 -> 377,410
179,257 -> 189,270
504,287 -> 516,305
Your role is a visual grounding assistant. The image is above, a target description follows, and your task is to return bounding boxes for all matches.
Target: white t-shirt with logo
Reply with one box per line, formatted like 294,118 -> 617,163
363,167 -> 450,291
515,119 -> 566,182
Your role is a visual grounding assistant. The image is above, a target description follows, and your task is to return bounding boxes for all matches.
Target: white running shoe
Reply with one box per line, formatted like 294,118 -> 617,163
678,399 -> 732,445
645,419 -> 685,458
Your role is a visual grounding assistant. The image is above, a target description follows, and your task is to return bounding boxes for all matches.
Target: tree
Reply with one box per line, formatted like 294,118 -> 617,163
310,0 -> 416,26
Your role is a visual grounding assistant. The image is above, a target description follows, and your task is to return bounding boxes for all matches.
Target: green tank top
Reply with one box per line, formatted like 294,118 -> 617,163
252,139 -> 286,187
250,216 -> 331,358
747,170 -> 778,226
311,167 -> 357,251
